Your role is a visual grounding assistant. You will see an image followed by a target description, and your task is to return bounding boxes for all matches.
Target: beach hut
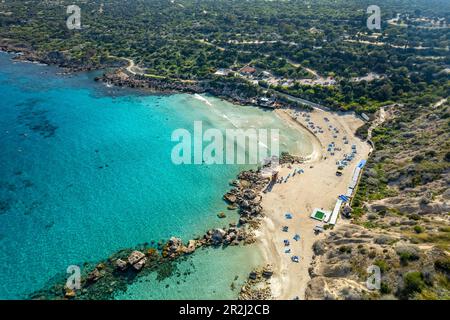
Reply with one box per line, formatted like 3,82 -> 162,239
342,204 -> 353,218
310,208 -> 331,222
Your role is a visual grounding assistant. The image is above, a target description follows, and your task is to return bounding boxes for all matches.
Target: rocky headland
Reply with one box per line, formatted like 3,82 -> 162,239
0,39 -> 125,73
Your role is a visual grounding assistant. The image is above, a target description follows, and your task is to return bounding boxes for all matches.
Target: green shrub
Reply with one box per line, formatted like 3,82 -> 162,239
374,259 -> 390,273
434,258 -> 450,274
380,282 -> 392,294
413,225 -> 424,234
412,154 -> 424,163
398,251 -> 420,265
339,246 -> 352,254
401,272 -> 426,298
409,214 -> 421,221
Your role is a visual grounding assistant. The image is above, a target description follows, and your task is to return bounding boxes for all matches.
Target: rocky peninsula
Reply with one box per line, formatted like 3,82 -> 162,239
29,153 -> 304,300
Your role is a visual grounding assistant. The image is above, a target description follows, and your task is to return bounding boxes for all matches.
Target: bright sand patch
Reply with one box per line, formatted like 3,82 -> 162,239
257,107 -> 372,300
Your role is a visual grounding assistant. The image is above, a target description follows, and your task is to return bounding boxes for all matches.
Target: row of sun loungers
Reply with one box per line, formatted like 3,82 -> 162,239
277,168 -> 305,184
283,212 -> 301,263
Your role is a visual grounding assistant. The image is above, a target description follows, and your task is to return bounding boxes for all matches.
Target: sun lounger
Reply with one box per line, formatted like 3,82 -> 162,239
285,213 -> 293,219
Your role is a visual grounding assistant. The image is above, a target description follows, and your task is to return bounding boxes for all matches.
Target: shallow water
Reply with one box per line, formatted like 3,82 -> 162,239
0,52 -> 312,299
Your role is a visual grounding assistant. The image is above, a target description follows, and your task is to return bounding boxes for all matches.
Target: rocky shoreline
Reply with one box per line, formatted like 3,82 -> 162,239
1,38 -> 310,111
30,153 -> 304,300
239,265 -> 274,300
31,224 -> 251,300
96,69 -> 306,110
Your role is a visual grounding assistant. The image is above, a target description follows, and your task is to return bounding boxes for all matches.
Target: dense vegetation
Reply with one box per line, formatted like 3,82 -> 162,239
354,99 -> 449,213
0,0 -> 448,113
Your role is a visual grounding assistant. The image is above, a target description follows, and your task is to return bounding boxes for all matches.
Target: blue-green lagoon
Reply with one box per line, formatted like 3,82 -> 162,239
0,52 -> 312,299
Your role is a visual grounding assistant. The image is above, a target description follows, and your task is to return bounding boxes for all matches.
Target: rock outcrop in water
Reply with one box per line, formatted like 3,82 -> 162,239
224,169 -> 268,226
0,40 -> 125,72
29,152 -> 302,300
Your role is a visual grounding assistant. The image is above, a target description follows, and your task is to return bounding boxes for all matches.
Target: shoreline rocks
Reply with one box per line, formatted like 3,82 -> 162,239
217,212 -> 227,219
239,265 -> 274,300
224,169 -> 269,225
0,40 -> 122,73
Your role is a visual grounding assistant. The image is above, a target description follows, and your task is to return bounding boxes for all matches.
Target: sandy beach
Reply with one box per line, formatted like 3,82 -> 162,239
257,106 -> 372,300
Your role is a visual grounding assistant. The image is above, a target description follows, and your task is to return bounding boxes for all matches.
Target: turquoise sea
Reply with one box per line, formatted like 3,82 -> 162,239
0,52 -> 312,299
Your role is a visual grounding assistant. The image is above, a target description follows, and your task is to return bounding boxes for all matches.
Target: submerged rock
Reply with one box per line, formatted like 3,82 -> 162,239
224,193 -> 237,204
217,212 -> 227,219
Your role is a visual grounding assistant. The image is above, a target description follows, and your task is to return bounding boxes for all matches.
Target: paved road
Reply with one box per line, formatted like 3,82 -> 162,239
272,90 -> 330,111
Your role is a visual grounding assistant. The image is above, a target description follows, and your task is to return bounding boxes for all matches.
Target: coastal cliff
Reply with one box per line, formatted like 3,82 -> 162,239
306,101 -> 450,300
